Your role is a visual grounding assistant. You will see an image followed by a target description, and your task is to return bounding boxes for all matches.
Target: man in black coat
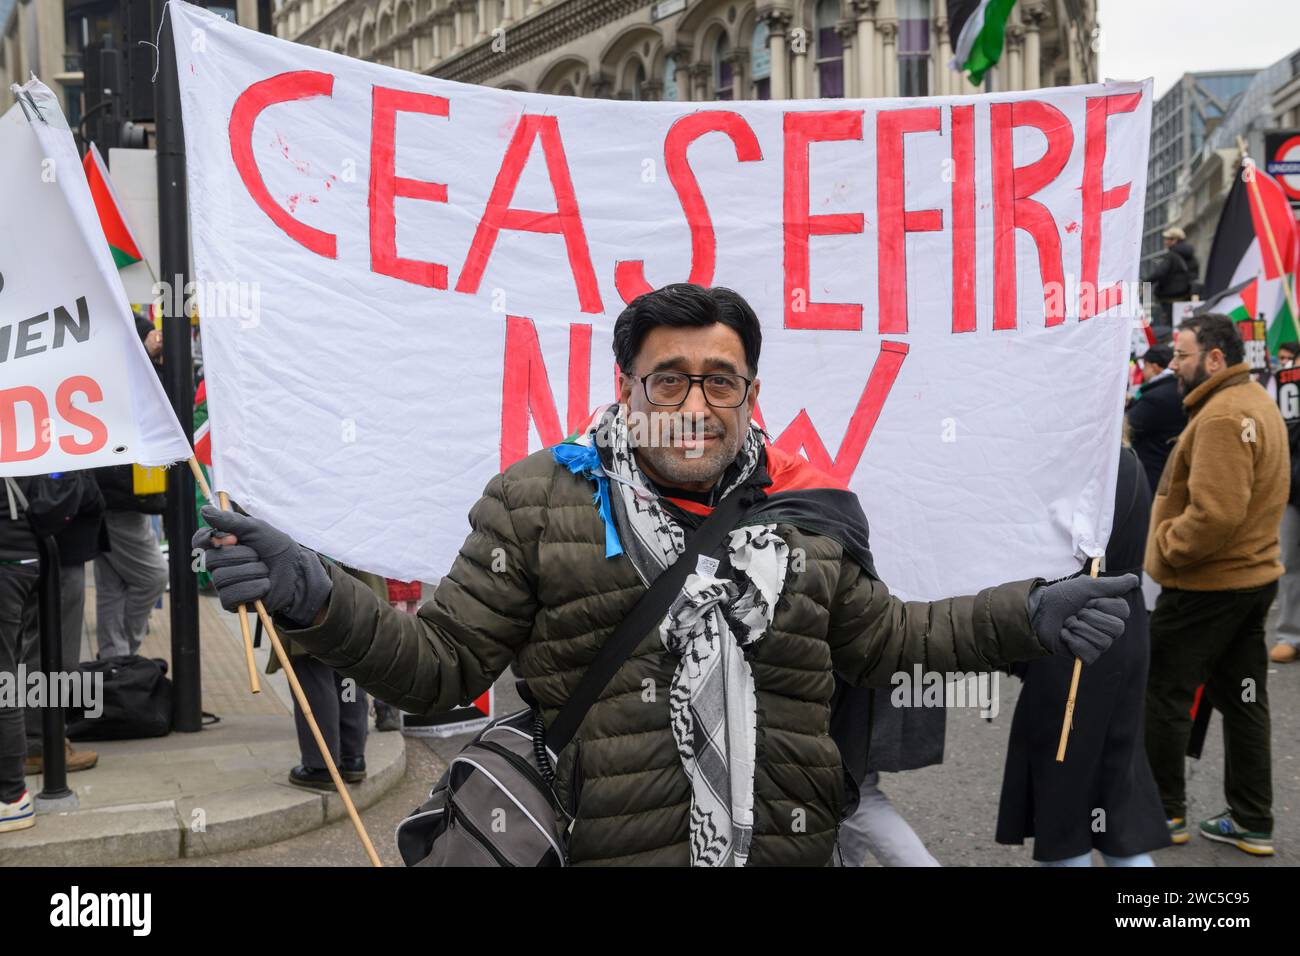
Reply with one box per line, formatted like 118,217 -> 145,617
996,445 -> 1170,864
1126,345 -> 1187,493
1141,227 -> 1199,331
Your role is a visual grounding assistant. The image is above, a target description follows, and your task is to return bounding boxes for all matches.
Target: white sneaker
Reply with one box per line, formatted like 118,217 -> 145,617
0,789 -> 35,833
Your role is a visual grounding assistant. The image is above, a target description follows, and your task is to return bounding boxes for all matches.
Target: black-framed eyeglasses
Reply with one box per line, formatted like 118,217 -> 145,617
637,371 -> 753,408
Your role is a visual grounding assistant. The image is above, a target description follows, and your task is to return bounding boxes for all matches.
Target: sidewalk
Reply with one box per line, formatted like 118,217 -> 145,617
1,577 -> 405,866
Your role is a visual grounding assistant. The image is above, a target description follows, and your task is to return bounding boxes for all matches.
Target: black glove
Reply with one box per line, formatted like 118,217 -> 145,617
1027,572 -> 1139,664
193,505 -> 332,627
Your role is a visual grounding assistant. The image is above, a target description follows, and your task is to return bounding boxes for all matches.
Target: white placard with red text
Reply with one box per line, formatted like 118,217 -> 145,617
171,3 -> 1152,601
0,80 -> 190,478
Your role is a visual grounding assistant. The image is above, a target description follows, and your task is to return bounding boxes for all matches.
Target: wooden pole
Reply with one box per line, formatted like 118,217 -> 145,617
1055,557 -> 1101,762
183,457 -> 382,866
255,600 -> 384,868
186,458 -> 259,693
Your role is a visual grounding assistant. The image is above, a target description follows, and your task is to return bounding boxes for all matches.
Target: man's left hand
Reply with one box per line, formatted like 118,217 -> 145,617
1027,573 -> 1140,664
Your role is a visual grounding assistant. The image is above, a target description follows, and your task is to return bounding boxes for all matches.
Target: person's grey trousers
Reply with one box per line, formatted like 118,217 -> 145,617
834,771 -> 940,867
22,563 -> 89,751
59,563 -> 87,664
291,654 -> 369,769
1276,504 -> 1300,650
94,511 -> 168,659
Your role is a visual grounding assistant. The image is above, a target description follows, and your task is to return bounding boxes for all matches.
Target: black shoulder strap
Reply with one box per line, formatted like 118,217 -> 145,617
544,489 -> 750,754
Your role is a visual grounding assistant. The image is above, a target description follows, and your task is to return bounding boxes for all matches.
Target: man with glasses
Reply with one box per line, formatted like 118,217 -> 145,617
192,283 -> 1136,866
1145,313 -> 1287,856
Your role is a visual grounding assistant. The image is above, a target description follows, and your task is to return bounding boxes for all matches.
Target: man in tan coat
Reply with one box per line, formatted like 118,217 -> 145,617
1145,313 -> 1288,856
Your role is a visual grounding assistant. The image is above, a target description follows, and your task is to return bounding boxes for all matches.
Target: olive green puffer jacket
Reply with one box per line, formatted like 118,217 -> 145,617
285,449 -> 1048,865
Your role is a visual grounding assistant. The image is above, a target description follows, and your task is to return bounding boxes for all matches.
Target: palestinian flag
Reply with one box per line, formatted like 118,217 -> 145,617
194,379 -> 212,466
1196,277 -> 1263,322
948,0 -> 1018,86
82,143 -> 144,269
1202,160 -> 1300,352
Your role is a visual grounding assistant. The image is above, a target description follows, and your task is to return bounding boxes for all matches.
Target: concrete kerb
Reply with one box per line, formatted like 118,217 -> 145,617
1,731 -> 406,865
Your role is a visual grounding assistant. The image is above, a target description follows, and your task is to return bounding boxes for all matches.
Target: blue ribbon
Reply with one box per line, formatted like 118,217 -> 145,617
551,442 -> 623,559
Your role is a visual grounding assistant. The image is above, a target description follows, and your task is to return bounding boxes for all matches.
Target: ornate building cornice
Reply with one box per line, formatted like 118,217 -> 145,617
851,0 -> 878,20
431,0 -> 657,85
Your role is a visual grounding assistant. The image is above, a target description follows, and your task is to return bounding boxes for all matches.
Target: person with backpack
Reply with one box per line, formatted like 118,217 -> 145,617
193,284 -> 1138,866
1141,227 -> 1200,331
1,473 -> 103,834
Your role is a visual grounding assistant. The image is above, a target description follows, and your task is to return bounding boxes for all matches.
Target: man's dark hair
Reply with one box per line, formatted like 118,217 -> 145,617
612,284 -> 762,375
1278,341 -> 1300,358
1178,313 -> 1244,366
1143,344 -> 1173,369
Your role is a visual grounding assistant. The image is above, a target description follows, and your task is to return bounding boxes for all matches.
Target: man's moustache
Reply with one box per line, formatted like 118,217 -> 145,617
670,425 -> 724,440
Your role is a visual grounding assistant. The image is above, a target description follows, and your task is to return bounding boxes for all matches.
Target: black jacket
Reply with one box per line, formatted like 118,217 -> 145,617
996,446 -> 1171,860
1288,421 -> 1300,509
0,476 -> 40,561
55,474 -> 107,565
1,473 -> 103,562
94,465 -> 166,514
1126,372 -> 1186,493
1142,241 -> 1199,300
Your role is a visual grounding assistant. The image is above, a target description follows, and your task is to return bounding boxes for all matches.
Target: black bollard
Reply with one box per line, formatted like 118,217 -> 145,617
35,533 -> 71,803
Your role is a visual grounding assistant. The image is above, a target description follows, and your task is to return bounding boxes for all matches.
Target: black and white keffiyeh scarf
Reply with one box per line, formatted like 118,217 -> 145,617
563,403 -> 789,866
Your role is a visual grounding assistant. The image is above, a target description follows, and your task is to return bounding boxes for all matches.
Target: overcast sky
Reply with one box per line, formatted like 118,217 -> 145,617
1097,0 -> 1299,98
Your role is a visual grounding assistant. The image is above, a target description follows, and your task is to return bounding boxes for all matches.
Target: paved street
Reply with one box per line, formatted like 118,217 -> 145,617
886,633 -> 1298,867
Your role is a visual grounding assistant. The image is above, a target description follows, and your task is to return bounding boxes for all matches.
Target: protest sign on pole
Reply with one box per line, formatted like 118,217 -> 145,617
169,3 -> 1152,602
0,80 -> 190,478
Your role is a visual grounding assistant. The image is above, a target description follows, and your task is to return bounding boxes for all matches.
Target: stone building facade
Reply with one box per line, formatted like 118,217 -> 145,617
275,0 -> 1095,102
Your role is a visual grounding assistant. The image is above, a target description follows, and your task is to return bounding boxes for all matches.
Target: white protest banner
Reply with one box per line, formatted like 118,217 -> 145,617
171,3 -> 1151,601
0,80 -> 191,478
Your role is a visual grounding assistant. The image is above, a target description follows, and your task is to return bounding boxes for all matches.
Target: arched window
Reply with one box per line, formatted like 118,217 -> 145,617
664,53 -> 679,101
897,0 -> 931,96
751,20 -> 771,99
713,33 -> 733,100
632,61 -> 646,100
815,0 -> 843,98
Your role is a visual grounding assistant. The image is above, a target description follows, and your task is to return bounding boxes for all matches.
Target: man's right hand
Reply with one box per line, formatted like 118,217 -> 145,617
193,505 -> 332,627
